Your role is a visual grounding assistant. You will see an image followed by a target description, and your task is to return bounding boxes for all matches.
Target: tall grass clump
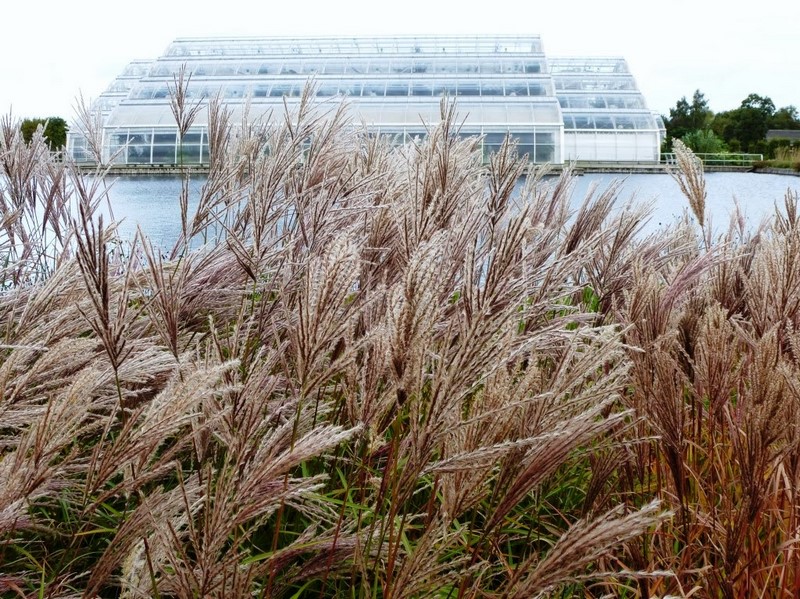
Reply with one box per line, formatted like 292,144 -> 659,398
2,85 -> 800,597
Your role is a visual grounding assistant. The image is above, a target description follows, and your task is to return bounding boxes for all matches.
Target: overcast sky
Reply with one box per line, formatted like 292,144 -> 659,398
2,0 -> 798,120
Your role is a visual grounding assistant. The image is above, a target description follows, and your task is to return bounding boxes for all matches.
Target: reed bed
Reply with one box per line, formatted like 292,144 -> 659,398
1,91 -> 800,598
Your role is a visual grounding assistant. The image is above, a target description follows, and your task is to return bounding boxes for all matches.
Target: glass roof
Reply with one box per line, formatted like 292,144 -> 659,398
165,35 -> 545,58
553,75 -> 638,92
147,56 -> 546,78
548,57 -> 629,74
562,112 -> 658,130
557,93 -> 645,110
126,78 -> 553,101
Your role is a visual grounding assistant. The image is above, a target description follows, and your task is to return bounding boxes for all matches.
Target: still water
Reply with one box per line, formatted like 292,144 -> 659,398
101,172 -> 800,248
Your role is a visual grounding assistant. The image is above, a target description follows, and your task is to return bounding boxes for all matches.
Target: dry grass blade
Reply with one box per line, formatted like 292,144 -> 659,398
9,94 -> 798,597
503,500 -> 670,599
669,139 -> 708,244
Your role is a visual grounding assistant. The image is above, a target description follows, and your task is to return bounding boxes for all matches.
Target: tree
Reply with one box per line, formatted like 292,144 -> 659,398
19,117 -> 69,150
769,105 -> 800,130
663,90 -> 714,150
719,94 -> 776,152
681,129 -> 726,154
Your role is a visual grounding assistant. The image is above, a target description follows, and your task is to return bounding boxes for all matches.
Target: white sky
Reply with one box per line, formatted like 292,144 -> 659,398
2,0 -> 798,120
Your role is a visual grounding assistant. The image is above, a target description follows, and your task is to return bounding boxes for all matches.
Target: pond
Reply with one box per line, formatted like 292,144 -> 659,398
100,172 -> 800,248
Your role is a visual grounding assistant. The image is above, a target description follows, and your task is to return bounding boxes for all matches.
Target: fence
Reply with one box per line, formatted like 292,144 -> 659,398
661,152 -> 763,167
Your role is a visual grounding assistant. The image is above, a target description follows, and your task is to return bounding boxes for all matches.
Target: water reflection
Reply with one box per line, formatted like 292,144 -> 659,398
102,172 -> 799,248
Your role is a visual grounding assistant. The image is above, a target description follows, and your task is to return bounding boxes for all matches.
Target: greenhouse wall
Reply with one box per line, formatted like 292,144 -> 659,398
67,36 -> 661,166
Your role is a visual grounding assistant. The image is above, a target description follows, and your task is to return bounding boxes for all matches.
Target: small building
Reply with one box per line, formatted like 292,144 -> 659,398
68,35 -> 663,165
766,129 -> 800,141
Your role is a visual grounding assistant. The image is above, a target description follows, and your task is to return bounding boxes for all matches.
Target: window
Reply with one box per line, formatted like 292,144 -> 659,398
411,83 -> 433,96
595,116 -> 614,129
506,82 -> 528,96
456,82 -> 479,96
385,82 -> 409,96
481,81 -> 503,96
154,132 -> 176,144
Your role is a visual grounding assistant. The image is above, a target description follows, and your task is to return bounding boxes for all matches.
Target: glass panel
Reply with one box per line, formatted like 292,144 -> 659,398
253,84 -> 270,97
110,132 -> 129,145
369,61 -> 391,74
182,131 -> 202,143
214,65 -> 235,76
385,82 -> 409,96
362,82 -> 385,97
481,81 -> 503,96
225,85 -> 246,98
456,82 -> 479,96
574,115 -> 594,129
432,60 -> 458,74
106,81 -> 130,93
184,86 -> 203,99
128,132 -> 152,145
595,116 -> 614,129
507,105 -> 532,121
237,63 -> 258,75
516,132 -> 534,159
529,83 -> 545,96
411,83 -> 433,96
483,132 -> 508,158
588,96 -> 606,109
154,132 -> 176,144
380,105 -> 407,122
150,65 -> 170,76
127,145 -> 150,163
524,62 -> 541,73
340,82 -> 362,96
433,82 -> 453,97
412,61 -> 431,73
151,145 -> 176,163
325,60 -> 347,75
301,61 -> 324,74
506,82 -> 528,96
535,144 -> 555,162
178,144 -> 201,163
347,61 -> 369,74
614,116 -> 635,130
481,105 -> 507,123
269,84 -> 293,97
196,85 -> 214,99
280,62 -> 301,74
606,96 -> 626,109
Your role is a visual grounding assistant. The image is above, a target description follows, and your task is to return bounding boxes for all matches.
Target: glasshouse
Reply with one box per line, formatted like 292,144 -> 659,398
67,35 -> 664,165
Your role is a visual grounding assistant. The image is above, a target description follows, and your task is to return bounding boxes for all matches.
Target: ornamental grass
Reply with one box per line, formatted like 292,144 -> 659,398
1,88 -> 800,598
